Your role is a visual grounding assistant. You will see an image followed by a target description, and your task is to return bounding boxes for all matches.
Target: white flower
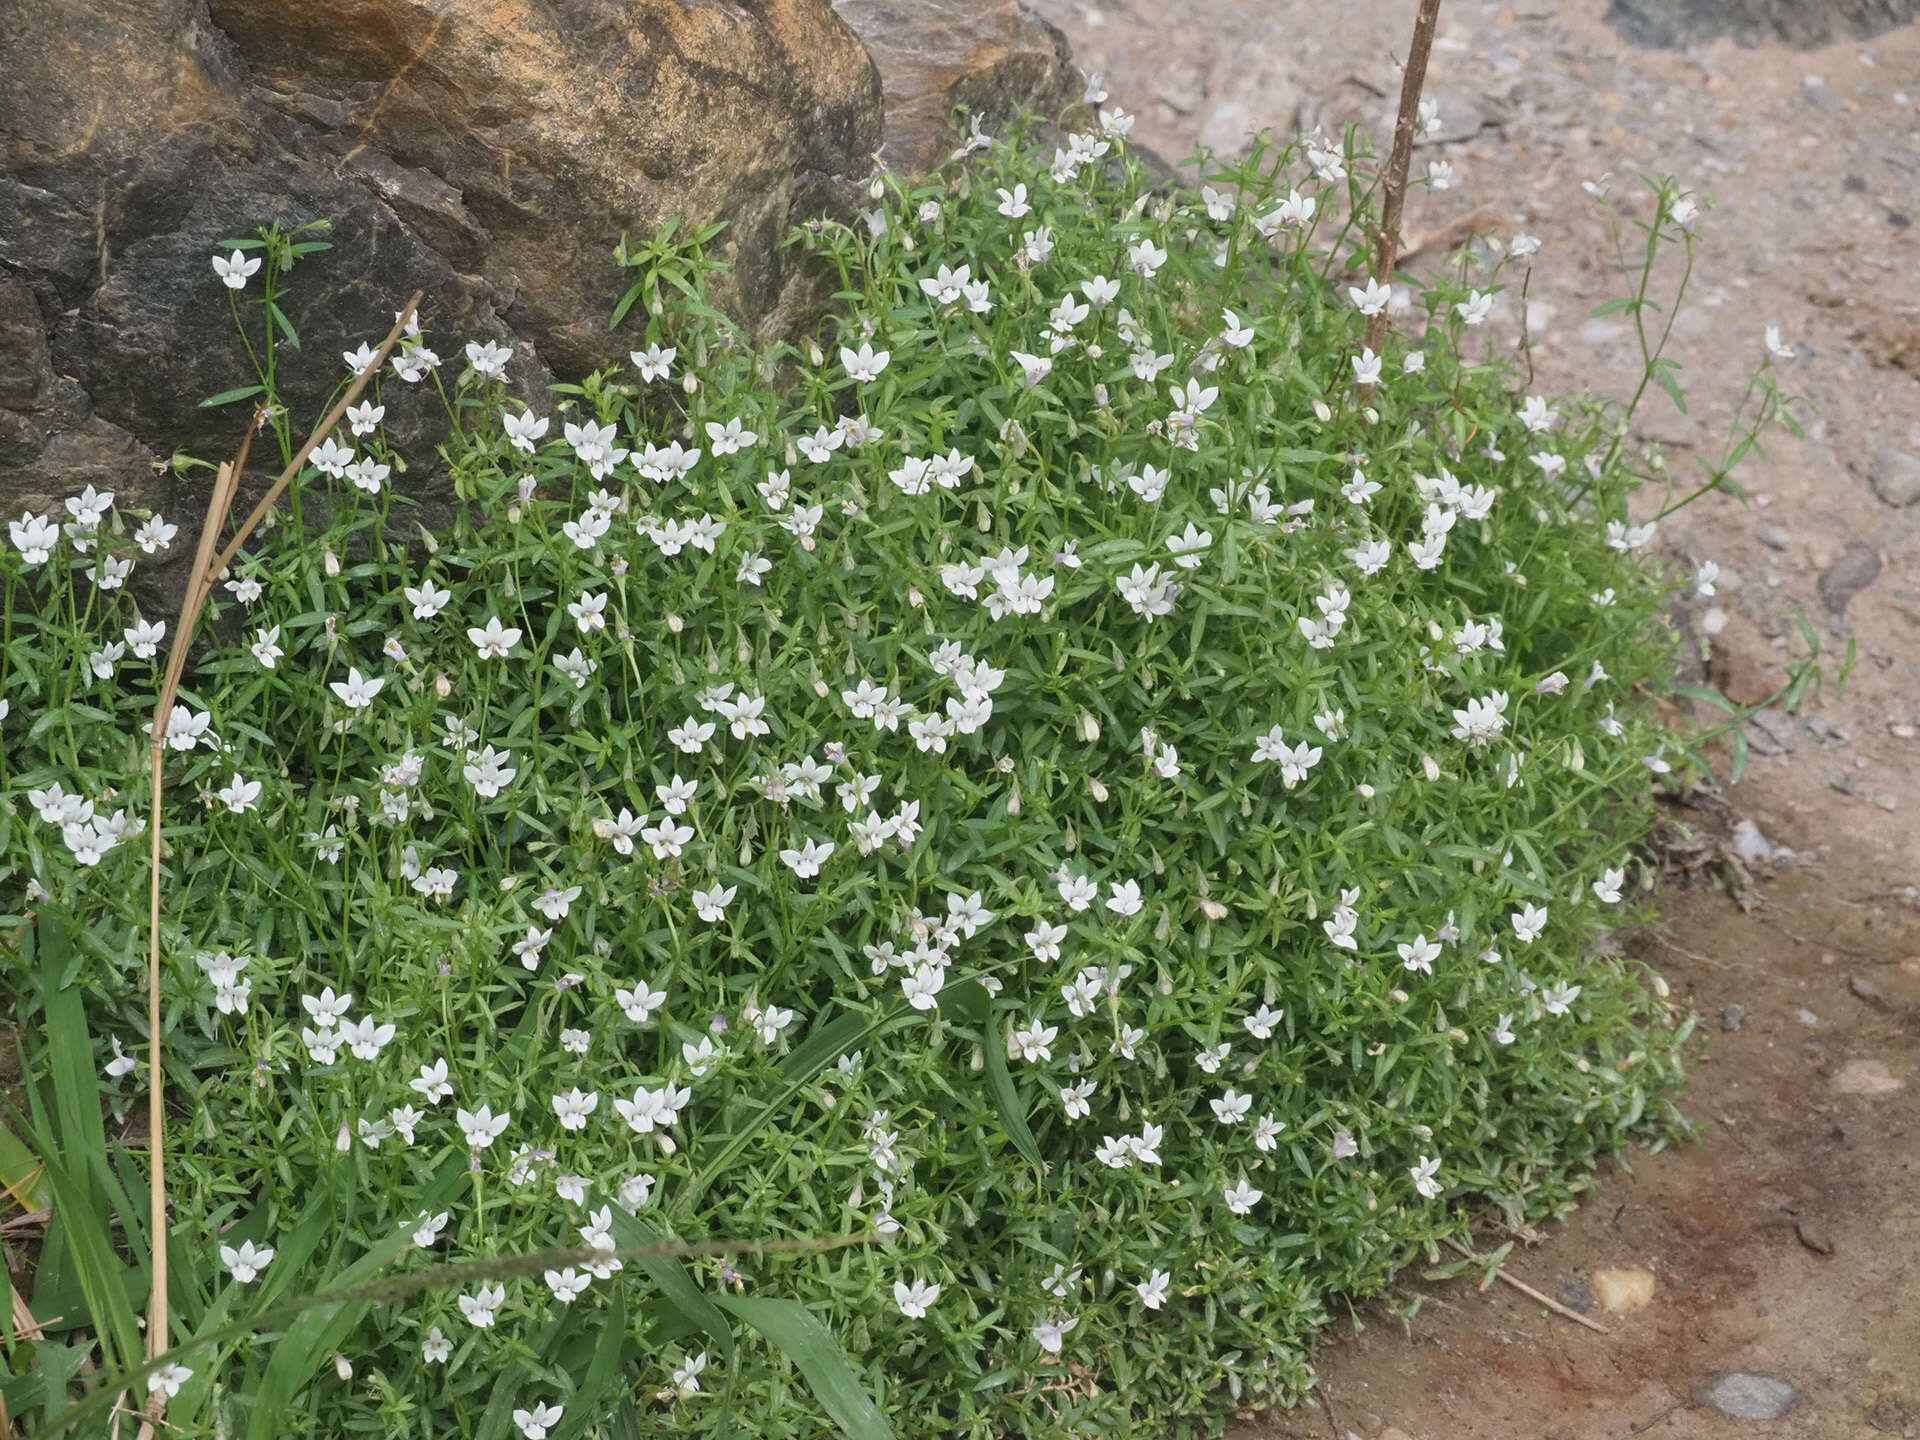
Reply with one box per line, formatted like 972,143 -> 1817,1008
1136,1269 -> 1171,1309
1592,867 -> 1625,904
459,1282 -> 506,1328
893,1277 -> 941,1319
421,1325 -> 452,1363
147,1363 -> 194,1397
1455,289 -> 1494,326
1351,348 -> 1382,386
631,342 -> 677,382
1009,350 -> 1052,388
1210,1088 -> 1252,1124
9,511 -> 58,565
465,340 -> 512,379
1397,934 -> 1441,975
1348,278 -> 1391,316
552,1088 -> 599,1131
841,342 -> 890,383
455,1104 -> 510,1149
212,249 -> 261,289
512,1402 -> 563,1440
1510,903 -> 1549,943
672,1352 -> 708,1395
1033,1317 -> 1078,1354
1694,561 -> 1719,597
466,616 -> 521,659
704,417 -> 758,454
1222,1177 -> 1262,1215
1764,325 -> 1795,361
1541,980 -> 1582,1015
1410,1154 -> 1443,1199
1105,879 -> 1143,917
216,772 -> 262,814
329,667 -> 385,710
219,1238 -> 275,1282
779,837 -> 835,880
1243,1004 -> 1283,1040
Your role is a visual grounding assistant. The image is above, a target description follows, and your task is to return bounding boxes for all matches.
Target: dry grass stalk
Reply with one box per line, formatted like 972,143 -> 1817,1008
137,294 -> 421,1433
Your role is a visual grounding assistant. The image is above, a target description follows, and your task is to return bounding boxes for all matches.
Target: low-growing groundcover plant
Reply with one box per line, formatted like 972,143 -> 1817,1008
1,93 -> 1791,1439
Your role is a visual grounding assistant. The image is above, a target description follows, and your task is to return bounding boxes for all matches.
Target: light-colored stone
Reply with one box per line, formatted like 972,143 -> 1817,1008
1695,1372 -> 1798,1420
1832,1058 -> 1905,1095
1591,1267 -> 1656,1312
1868,447 -> 1920,508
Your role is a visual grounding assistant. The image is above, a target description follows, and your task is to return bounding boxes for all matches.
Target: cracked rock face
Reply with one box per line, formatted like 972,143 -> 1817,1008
1,0 -> 885,513
1604,0 -> 1920,49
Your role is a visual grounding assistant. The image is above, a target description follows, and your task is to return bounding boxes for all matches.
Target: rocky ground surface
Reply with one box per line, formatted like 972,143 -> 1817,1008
1030,0 -> 1920,1435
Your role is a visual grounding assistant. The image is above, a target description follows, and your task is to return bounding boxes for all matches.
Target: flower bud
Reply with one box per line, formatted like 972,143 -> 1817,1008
323,548 -> 340,577
1079,711 -> 1100,743
333,1354 -> 354,1382
1088,777 -> 1108,802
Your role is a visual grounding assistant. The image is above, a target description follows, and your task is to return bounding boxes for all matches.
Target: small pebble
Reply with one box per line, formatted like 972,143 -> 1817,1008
1849,975 -> 1890,1009
1759,527 -> 1792,551
1696,1372 -> 1799,1420
1797,1008 -> 1820,1026
1833,1058 -> 1905,1094
1794,1217 -> 1834,1256
1721,1005 -> 1744,1032
1592,1267 -> 1656,1312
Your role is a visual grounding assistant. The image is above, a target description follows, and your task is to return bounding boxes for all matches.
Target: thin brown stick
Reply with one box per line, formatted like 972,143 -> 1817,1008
1363,0 -> 1444,366
208,294 -> 422,585
138,293 -> 419,1433
1442,1236 -> 1611,1335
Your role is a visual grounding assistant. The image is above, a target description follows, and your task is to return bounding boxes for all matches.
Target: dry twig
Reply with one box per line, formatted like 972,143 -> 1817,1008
1442,1236 -> 1611,1335
1363,0 -> 1444,370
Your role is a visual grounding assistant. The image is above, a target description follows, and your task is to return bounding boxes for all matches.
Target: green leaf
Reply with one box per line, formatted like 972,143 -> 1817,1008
1673,684 -> 1737,717
244,1225 -> 415,1440
607,1214 -> 734,1365
939,982 -> 1044,1172
552,1289 -> 629,1439
267,300 -> 302,349
200,384 -> 267,409
713,1295 -> 894,1440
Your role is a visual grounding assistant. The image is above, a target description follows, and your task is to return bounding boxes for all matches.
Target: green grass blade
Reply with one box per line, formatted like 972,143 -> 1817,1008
712,1295 -> 894,1440
242,1225 -> 415,1440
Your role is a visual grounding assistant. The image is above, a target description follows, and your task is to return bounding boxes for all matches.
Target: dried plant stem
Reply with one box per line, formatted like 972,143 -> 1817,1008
1441,1236 -> 1611,1335
1364,0 -> 1444,364
137,293 -> 420,1431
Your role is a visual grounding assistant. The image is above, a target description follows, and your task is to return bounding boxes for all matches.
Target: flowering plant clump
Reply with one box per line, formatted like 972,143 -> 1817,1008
3,95 -> 1719,1439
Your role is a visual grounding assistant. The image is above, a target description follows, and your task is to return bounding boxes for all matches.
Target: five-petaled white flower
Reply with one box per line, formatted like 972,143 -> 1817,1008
330,667 -> 385,710
212,249 -> 261,290
467,616 -> 522,659
893,1277 -> 941,1319
220,1238 -> 275,1282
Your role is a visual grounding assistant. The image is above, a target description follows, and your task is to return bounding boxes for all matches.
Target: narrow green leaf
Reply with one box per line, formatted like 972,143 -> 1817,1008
939,982 -> 1043,1172
200,384 -> 267,409
607,1214 -> 734,1363
713,1295 -> 894,1440
244,1225 -> 415,1440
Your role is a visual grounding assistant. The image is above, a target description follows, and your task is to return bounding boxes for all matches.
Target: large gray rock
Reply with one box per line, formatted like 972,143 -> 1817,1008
1,0 -> 886,513
834,0 -> 1081,172
1605,0 -> 1920,48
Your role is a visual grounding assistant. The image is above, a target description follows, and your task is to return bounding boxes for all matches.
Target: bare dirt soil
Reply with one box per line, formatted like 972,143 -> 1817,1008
1027,1 -> 1920,1433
